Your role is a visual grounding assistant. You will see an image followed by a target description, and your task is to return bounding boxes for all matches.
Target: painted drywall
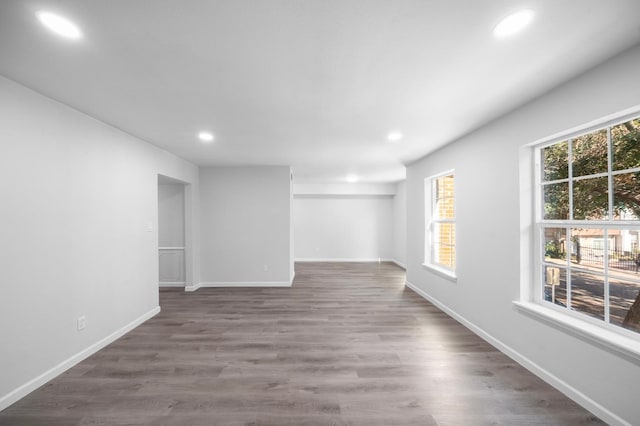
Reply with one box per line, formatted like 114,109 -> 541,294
294,184 -> 394,261
406,44 -> 640,424
158,182 -> 185,247
199,166 -> 292,285
294,183 -> 397,196
0,75 -> 200,409
392,180 -> 407,267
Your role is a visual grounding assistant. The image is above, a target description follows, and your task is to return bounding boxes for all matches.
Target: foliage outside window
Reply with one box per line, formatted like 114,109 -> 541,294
426,172 -> 456,274
539,116 -> 640,335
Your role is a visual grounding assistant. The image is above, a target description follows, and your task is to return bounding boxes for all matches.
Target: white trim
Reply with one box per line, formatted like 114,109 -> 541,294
530,110 -> 640,344
187,281 -> 292,291
421,263 -> 457,282
0,306 -> 160,412
513,301 -> 640,364
405,280 -> 630,426
391,259 -> 406,269
184,282 -> 201,292
528,104 -> 640,149
295,258 -> 395,263
424,170 -> 456,275
159,282 -> 185,287
158,246 -> 185,250
425,168 -> 456,182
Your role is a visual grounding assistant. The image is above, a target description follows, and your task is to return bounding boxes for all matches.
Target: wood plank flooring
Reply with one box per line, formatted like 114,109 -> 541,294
0,262 -> 603,425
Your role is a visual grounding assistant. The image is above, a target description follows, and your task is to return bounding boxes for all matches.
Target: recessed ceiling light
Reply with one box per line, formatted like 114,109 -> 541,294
387,131 -> 403,142
36,11 -> 82,40
493,9 -> 534,38
198,131 -> 214,142
345,174 -> 358,183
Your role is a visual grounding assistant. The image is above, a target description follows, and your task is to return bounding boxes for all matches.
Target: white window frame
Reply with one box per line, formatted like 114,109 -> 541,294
423,170 -> 457,281
515,106 -> 640,362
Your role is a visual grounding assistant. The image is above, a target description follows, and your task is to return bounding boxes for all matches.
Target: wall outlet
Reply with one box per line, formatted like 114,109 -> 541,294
77,316 -> 86,331
263,264 -> 269,272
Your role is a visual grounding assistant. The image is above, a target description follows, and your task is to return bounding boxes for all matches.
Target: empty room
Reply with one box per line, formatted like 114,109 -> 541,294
1,1 -> 640,425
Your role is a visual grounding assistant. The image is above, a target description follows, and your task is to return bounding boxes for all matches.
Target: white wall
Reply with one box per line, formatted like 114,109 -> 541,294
406,44 -> 640,425
0,75 -> 200,410
392,180 -> 406,267
199,166 -> 292,286
158,182 -> 185,247
294,184 -> 394,261
295,183 -> 397,196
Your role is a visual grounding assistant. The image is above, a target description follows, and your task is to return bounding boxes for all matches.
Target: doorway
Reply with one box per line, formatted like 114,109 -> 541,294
158,175 -> 186,287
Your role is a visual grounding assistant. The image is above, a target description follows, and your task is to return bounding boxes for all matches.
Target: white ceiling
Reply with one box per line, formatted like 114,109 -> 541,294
1,1 -> 640,183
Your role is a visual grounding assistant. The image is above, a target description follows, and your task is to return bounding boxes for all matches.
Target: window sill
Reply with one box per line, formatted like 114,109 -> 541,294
513,301 -> 640,364
422,263 -> 457,282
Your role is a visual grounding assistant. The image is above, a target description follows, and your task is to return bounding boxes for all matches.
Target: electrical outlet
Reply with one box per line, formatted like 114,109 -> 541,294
263,264 -> 269,272
77,316 -> 86,331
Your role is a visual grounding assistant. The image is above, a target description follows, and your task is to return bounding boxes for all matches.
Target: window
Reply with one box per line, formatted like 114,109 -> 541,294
425,171 -> 456,278
537,115 -> 640,335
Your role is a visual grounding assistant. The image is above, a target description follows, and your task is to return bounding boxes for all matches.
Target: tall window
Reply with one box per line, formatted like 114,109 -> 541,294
537,115 -> 640,335
426,171 -> 456,276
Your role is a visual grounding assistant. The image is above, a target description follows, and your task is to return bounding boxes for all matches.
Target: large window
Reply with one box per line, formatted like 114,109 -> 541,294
537,115 -> 640,335
425,171 -> 456,277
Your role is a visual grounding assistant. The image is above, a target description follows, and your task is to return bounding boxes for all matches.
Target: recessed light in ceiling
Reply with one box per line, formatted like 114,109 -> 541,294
36,11 -> 83,40
345,174 -> 358,183
387,131 -> 403,142
198,131 -> 214,143
493,9 -> 534,38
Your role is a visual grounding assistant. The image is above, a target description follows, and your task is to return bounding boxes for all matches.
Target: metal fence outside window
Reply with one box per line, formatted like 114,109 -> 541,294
578,245 -> 640,273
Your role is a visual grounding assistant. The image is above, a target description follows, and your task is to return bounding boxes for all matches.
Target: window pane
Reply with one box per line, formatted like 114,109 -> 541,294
543,227 -> 566,262
543,265 -> 567,307
428,173 -> 455,271
543,182 -> 569,220
572,130 -> 608,177
608,238 -> 640,274
538,115 -> 640,335
434,223 -> 455,246
434,174 -> 455,220
606,228 -> 640,275
612,118 -> 640,172
433,243 -> 455,269
573,177 -> 608,220
571,228 -> 605,273
609,275 -> 640,332
571,271 -> 605,321
543,141 -> 568,181
613,172 -> 640,220
433,222 -> 455,269
435,174 -> 454,199
434,196 -> 455,219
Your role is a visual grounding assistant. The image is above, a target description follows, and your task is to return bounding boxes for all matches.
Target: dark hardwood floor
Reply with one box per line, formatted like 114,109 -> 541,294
0,262 -> 603,425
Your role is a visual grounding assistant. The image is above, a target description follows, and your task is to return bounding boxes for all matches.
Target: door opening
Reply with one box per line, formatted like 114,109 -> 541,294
158,175 -> 186,288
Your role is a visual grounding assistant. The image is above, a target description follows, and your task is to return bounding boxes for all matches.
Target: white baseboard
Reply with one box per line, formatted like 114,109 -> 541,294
0,306 -> 160,412
404,280 -> 629,426
159,282 -> 185,287
186,281 -> 292,292
295,258 -> 395,263
184,282 -> 201,292
186,274 -> 297,292
391,259 -> 406,269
